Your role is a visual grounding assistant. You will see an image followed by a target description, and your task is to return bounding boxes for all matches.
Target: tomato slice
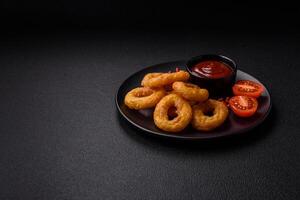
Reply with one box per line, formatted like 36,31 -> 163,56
229,96 -> 258,117
232,80 -> 264,98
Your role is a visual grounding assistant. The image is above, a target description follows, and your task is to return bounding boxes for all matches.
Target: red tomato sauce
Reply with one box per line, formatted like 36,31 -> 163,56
192,60 -> 233,79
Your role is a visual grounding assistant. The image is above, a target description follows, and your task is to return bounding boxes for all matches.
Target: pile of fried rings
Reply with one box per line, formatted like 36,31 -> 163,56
124,70 -> 229,132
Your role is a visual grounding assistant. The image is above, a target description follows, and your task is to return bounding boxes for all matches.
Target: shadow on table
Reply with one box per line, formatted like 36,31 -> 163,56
117,106 -> 277,152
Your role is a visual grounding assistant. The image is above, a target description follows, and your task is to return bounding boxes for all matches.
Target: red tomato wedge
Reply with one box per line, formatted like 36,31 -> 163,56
232,80 -> 264,98
229,96 -> 258,117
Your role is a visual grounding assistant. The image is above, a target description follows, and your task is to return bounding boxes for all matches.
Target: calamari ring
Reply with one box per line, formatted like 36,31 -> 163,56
141,71 -> 190,88
167,100 -> 195,117
124,87 -> 166,110
172,81 -> 209,102
141,73 -> 163,86
192,99 -> 229,131
166,91 -> 197,105
154,94 -> 192,132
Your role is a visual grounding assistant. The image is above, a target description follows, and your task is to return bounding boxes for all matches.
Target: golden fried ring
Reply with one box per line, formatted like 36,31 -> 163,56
154,94 -> 192,132
166,90 -> 197,105
172,81 -> 209,102
192,99 -> 229,131
141,73 -> 163,86
124,87 -> 166,110
167,100 -> 195,117
141,71 -> 190,88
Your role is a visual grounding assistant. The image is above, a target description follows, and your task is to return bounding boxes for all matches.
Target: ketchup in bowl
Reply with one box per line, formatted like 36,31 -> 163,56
192,60 -> 233,79
186,55 -> 237,97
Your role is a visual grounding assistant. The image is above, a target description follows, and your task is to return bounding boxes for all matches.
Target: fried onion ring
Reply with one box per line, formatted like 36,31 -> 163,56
166,91 -> 197,105
141,71 -> 190,88
124,87 -> 166,110
172,81 -> 209,102
154,94 -> 192,132
192,99 -> 229,131
141,73 -> 163,86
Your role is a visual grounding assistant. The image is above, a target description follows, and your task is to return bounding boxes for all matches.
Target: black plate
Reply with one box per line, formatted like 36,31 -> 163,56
116,61 -> 272,140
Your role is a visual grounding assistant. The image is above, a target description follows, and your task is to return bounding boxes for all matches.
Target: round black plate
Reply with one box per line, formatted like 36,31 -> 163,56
116,61 -> 271,140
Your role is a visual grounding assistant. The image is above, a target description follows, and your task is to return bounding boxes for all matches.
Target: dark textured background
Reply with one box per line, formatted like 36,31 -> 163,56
1,0 -> 300,30
0,29 -> 299,200
1,0 -> 300,199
